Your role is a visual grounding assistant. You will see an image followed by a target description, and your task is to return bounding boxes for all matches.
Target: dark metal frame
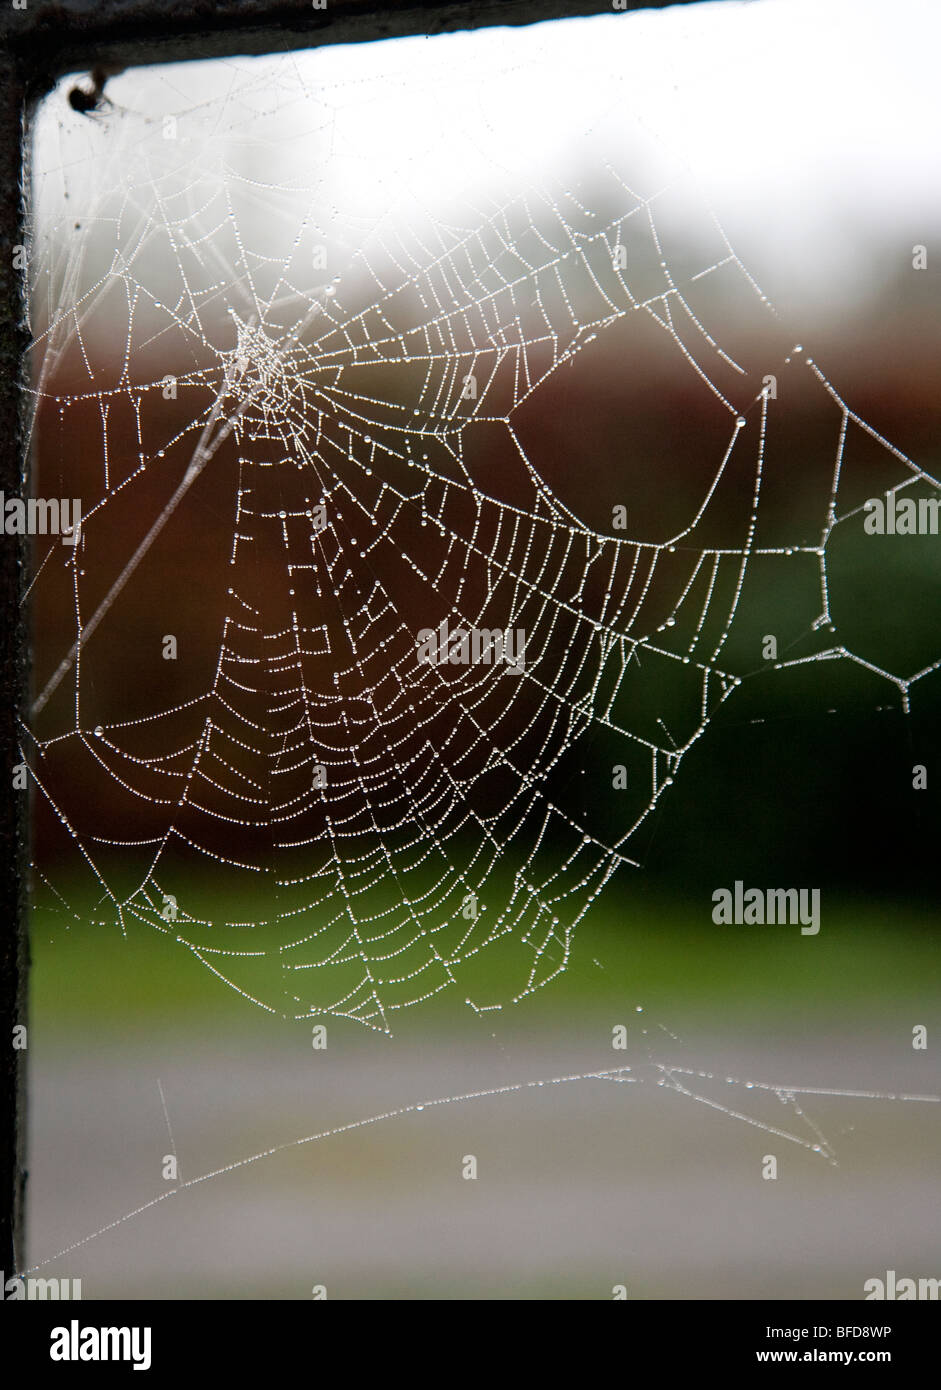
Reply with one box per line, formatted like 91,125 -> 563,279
0,0 -> 697,1279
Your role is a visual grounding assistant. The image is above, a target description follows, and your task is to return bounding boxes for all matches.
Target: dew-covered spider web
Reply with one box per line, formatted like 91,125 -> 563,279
19,6 -> 941,1292
24,23 -> 941,1037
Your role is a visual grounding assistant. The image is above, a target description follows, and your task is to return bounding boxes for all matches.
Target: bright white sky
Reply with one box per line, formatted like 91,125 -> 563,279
313,0 -> 939,307
35,0 -> 940,313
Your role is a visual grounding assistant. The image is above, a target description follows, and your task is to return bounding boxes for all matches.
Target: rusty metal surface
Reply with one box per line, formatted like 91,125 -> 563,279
0,52 -> 30,1278
2,0 -> 695,97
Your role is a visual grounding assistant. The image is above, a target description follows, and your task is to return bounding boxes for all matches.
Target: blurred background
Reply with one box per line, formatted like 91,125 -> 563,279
24,0 -> 941,1297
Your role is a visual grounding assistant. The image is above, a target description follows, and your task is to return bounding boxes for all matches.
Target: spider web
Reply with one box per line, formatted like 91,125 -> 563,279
17,16 -> 941,1291
23,31 -> 941,1040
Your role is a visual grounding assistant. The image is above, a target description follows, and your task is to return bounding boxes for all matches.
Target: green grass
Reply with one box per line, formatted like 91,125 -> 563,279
29,878 -> 939,1038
